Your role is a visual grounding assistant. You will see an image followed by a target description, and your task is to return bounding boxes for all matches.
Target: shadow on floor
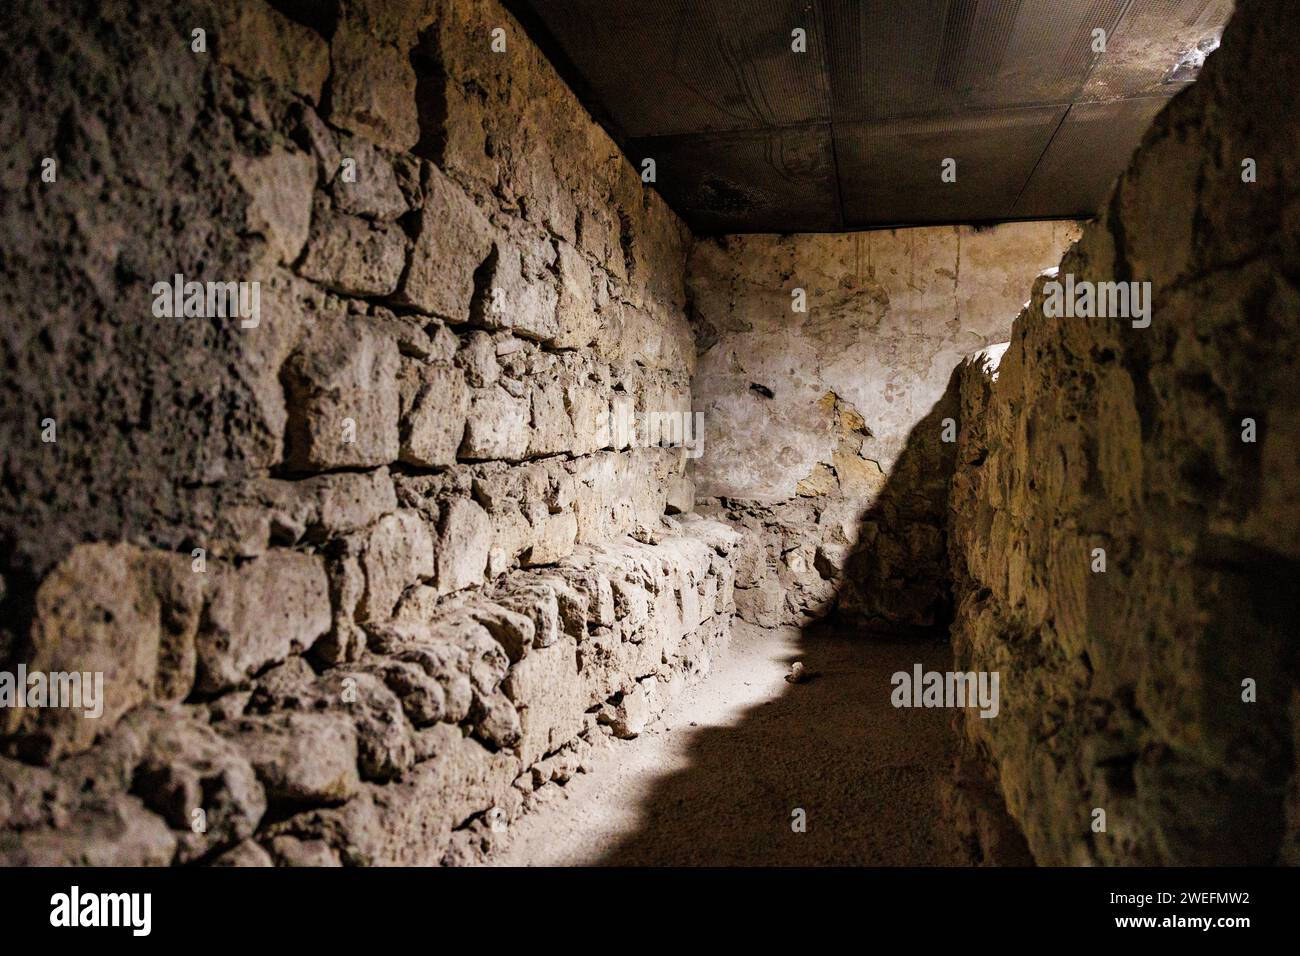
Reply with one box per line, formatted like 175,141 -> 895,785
592,620 -> 968,865
589,365 -> 1031,865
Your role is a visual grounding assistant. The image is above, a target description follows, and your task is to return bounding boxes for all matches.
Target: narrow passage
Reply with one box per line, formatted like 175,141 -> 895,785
492,621 -> 971,866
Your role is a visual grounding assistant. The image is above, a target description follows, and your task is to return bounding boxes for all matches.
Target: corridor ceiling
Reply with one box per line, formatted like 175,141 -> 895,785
505,0 -> 1234,233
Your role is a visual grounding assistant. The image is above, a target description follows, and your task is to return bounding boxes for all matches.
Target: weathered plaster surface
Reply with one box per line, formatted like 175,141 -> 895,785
687,222 -> 1081,503
687,223 -> 1080,629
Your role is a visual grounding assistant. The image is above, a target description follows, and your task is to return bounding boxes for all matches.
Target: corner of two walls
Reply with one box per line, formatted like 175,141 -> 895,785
947,0 -> 1300,865
0,0 -> 738,866
685,223 -> 1081,632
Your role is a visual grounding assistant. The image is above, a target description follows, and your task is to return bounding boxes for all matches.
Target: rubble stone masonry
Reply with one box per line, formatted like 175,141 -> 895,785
948,0 -> 1300,865
0,0 -> 738,865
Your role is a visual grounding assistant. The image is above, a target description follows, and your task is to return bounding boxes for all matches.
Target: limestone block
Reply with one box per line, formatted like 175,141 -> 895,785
358,658 -> 447,727
399,361 -> 469,467
282,319 -> 401,470
230,147 -> 317,267
466,602 -> 535,662
502,637 -> 584,767
473,688 -> 523,750
286,727 -> 516,866
326,21 -> 419,152
196,551 -> 331,693
394,164 -> 495,319
357,509 -> 435,623
222,712 -> 361,806
251,665 -> 415,784
456,330 -> 500,387
12,544 -> 201,759
460,385 -> 530,461
494,581 -> 560,649
565,380 -> 608,456
134,715 -> 266,864
210,841 -> 275,867
294,103 -> 340,181
734,578 -> 784,629
341,0 -> 441,46
310,469 -> 400,537
471,236 -> 560,343
213,0 -> 330,104
666,474 -> 694,514
0,795 -> 175,867
436,499 -> 492,595
331,136 -> 408,220
604,682 -> 650,739
554,241 -> 599,349
524,512 -> 577,566
298,202 -> 408,296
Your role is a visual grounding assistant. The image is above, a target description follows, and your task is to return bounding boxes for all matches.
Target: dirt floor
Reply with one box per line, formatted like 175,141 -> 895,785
490,620 -> 973,866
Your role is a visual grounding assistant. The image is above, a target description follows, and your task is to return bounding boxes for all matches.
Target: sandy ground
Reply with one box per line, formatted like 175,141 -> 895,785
490,620 -> 970,866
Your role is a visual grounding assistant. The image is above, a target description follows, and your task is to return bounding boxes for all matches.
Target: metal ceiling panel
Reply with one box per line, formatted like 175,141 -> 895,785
837,106 -> 1066,227
1012,97 -> 1170,217
819,0 -> 951,123
950,0 -> 1127,109
821,0 -> 1127,122
1081,0 -> 1235,100
524,0 -> 832,137
628,124 -> 842,234
509,0 -> 1235,232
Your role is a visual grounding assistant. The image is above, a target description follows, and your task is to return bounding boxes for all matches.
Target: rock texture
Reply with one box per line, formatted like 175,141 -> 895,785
948,0 -> 1300,865
0,0 -> 733,866
688,224 -> 1079,628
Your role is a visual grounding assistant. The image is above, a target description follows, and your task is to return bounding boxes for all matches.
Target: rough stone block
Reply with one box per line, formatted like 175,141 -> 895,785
326,21 -> 419,152
472,237 -> 560,343
134,715 -> 266,863
666,474 -> 694,515
604,682 -> 650,739
297,202 -> 408,296
196,551 -> 331,693
222,712 -> 361,806
460,386 -> 530,461
357,509 -> 435,623
331,136 -> 408,220
214,0 -> 330,104
230,147 -> 317,267
495,582 -> 560,649
436,499 -> 492,595
734,578 -> 785,629
456,330 -> 500,387
283,320 -> 401,470
399,361 -> 468,467
11,544 -> 198,760
554,241 -> 599,349
502,637 -> 584,767
528,382 -> 574,457
394,164 -> 494,319
0,795 -> 176,867
524,512 -> 577,566
466,603 -> 535,662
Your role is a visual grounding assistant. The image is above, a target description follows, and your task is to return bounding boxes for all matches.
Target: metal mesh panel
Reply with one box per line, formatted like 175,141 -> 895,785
836,106 -> 1066,227
1081,0 -> 1234,100
515,0 -> 1233,231
527,0 -> 832,137
1012,97 -> 1170,217
628,125 -> 841,234
820,0 -> 1127,122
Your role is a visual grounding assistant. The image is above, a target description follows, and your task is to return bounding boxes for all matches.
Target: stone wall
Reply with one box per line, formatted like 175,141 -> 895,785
0,0 -> 739,865
948,0 -> 1300,865
687,224 -> 1080,629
